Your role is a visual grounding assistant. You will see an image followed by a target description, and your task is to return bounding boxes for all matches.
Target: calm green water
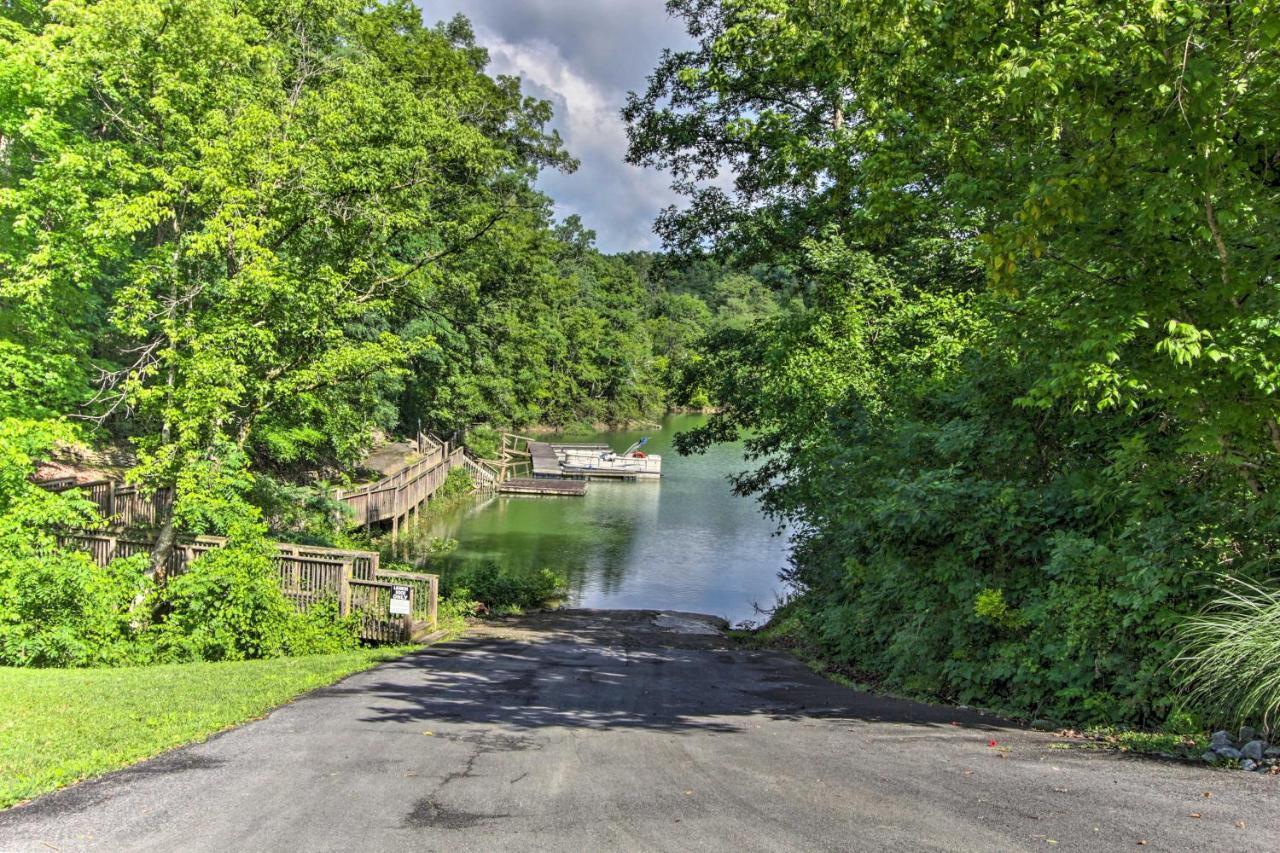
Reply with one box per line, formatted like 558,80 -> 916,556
405,414 -> 791,625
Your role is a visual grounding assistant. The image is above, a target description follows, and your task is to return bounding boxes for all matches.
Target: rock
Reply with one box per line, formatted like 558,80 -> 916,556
1240,759 -> 1257,772
1264,746 -> 1280,759
1215,746 -> 1243,760
1242,740 -> 1266,761
1210,730 -> 1232,749
1201,751 -> 1219,764
1030,719 -> 1055,731
1238,725 -> 1256,744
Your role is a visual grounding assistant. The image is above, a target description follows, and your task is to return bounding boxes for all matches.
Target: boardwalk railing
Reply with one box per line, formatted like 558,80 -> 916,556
275,542 -> 380,581
45,479 -> 174,530
44,431 -> 482,546
461,452 -> 500,489
334,434 -> 466,541
56,529 -> 220,577
55,530 -> 437,642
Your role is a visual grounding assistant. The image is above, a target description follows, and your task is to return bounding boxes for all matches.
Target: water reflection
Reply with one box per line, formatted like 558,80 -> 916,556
402,415 -> 791,625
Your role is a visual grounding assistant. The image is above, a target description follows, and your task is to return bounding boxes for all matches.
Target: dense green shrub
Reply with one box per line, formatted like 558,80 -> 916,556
435,468 -> 474,502
444,563 -> 566,614
249,475 -> 352,543
780,358 -> 1246,725
464,426 -> 500,460
0,419 -> 151,667
147,540 -> 296,662
0,551 -> 151,668
282,598 -> 362,657
148,538 -> 358,663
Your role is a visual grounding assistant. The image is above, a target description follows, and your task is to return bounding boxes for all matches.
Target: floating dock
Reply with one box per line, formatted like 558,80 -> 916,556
526,440 -> 662,481
497,477 -> 588,496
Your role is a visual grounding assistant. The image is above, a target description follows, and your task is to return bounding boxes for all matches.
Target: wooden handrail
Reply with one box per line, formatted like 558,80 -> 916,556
375,569 -> 438,582
348,578 -> 399,590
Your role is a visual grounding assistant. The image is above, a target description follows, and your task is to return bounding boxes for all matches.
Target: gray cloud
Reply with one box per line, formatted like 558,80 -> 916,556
416,1 -> 691,252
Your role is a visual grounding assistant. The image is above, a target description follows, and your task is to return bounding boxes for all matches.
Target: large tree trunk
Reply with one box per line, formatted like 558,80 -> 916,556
148,509 -> 177,587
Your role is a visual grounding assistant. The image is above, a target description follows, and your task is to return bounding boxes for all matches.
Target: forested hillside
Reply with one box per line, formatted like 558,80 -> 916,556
628,0 -> 1280,728
0,1 -> 777,500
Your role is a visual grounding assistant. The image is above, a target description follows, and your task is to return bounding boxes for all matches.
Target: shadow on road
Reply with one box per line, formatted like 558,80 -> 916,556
331,614 -> 1009,736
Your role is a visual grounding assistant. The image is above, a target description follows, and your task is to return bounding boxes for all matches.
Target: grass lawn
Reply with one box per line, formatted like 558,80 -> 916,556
0,647 -> 414,809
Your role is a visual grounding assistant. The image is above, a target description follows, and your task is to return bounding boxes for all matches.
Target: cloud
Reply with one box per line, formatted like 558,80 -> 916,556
416,1 -> 691,252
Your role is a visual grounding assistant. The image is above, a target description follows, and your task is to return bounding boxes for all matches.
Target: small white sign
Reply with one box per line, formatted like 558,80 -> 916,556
389,584 -> 411,616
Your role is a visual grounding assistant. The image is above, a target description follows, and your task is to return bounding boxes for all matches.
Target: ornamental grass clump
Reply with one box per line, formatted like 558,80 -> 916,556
1177,576 -> 1280,732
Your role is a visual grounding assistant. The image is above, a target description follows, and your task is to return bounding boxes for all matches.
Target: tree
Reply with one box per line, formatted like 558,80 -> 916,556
1,1 -> 572,569
628,0 -> 1280,724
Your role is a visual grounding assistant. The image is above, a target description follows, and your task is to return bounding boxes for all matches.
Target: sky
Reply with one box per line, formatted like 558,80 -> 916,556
416,1 -> 692,253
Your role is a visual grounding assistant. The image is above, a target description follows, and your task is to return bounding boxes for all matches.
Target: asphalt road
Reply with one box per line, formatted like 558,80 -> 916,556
2,610 -> 1277,852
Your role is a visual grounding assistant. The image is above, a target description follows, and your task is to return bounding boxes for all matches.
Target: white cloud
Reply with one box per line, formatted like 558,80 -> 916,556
475,27 -> 682,251
418,2 -> 691,252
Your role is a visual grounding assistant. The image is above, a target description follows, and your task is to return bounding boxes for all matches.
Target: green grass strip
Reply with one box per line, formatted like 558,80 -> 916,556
0,647 -> 413,809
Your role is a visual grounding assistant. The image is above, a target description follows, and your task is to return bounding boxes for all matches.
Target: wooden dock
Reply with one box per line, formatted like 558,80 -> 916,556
529,441 -> 562,477
526,439 -> 661,481
498,477 -> 588,496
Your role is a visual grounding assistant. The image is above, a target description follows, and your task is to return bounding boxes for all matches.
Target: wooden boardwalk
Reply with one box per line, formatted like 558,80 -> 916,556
39,429 -> 504,642
528,441 -> 562,477
335,433 -> 458,542
498,477 -> 588,496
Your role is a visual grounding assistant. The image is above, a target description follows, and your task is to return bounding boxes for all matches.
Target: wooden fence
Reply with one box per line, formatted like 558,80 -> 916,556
349,579 -> 415,643
55,530 -> 436,642
56,530 -> 220,577
47,479 -> 174,529
275,542 -> 379,581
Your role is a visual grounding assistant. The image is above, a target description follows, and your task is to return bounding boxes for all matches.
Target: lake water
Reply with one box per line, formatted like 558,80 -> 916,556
404,414 -> 791,625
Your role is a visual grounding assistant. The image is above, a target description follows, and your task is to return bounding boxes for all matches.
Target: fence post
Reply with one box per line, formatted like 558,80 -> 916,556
428,575 -> 438,631
339,562 -> 352,618
404,587 -> 415,641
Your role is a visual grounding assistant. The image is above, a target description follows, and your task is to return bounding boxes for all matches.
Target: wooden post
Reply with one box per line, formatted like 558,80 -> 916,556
428,575 -> 438,631
338,564 -> 352,618
404,587 -> 415,641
